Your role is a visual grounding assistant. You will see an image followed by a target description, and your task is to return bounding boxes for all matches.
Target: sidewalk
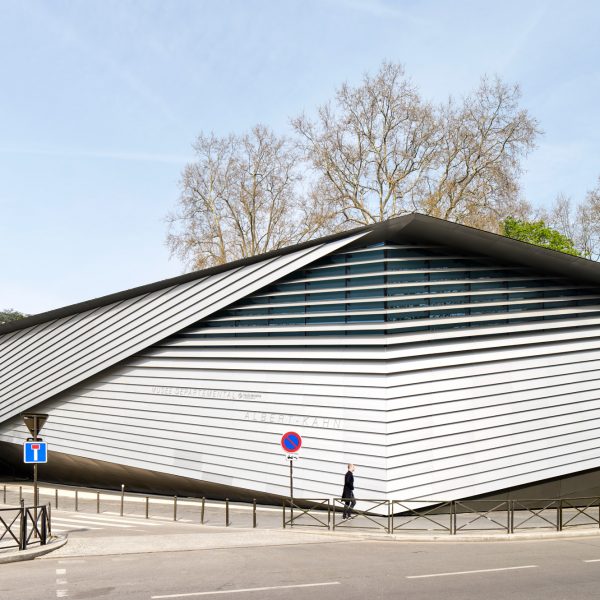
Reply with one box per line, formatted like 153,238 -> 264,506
3,481 -> 600,563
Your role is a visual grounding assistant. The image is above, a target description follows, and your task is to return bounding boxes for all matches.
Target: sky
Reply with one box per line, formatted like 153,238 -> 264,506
1,0 -> 599,315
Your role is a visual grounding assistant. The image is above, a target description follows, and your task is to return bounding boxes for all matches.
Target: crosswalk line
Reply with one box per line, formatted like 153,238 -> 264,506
52,516 -> 133,529
51,527 -> 99,533
50,521 -> 103,531
59,512 -> 163,527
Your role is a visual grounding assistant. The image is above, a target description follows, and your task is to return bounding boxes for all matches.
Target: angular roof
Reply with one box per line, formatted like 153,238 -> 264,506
0,232 -> 365,424
2,213 -> 599,424
2,213 -> 599,338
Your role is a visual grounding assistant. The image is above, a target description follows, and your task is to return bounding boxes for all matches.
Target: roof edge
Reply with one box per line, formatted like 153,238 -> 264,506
0,216 -> 415,335
4,211 -> 599,336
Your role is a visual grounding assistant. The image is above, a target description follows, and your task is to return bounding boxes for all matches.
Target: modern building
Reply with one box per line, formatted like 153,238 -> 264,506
2,213 -> 600,504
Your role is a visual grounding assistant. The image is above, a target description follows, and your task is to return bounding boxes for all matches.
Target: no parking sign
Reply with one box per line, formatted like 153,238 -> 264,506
281,431 -> 302,453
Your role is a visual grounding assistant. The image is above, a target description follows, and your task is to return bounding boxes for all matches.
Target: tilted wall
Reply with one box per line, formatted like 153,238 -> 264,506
2,239 -> 600,502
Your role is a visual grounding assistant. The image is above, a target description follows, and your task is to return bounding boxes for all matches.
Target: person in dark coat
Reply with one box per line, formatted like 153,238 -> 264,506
342,464 -> 356,520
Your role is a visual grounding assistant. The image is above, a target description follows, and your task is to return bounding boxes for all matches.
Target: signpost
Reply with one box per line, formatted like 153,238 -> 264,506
281,431 -> 302,520
21,413 -> 49,532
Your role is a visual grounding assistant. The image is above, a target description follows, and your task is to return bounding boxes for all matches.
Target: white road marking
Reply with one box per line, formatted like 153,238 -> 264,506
57,512 -> 162,526
51,521 -> 103,531
52,517 -> 133,529
406,565 -> 538,579
583,559 -> 600,563
151,581 -> 341,598
56,566 -> 68,598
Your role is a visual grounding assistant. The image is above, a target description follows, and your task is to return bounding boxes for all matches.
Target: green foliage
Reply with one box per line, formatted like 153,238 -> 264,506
501,217 -> 582,256
0,309 -> 28,326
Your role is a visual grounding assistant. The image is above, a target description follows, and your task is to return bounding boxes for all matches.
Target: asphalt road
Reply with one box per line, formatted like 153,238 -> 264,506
4,536 -> 600,600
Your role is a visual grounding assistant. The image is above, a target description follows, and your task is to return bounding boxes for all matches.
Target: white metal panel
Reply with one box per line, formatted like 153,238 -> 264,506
0,233 -> 366,424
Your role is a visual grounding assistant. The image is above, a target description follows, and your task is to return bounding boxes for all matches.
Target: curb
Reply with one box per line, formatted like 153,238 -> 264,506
309,527 -> 600,543
0,536 -> 68,564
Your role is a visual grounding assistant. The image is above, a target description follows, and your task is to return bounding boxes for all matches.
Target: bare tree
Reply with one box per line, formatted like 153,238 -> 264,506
424,77 -> 539,231
546,179 -> 600,260
293,63 -> 540,232
292,63 -> 439,227
167,125 -> 334,269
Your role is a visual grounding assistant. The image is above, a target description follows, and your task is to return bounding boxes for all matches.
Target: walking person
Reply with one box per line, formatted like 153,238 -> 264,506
342,464 -> 356,520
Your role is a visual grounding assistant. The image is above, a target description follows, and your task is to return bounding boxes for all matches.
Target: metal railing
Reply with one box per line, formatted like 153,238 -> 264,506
282,498 -> 330,529
511,499 -> 559,532
0,502 -> 50,551
454,500 -> 511,534
4,483 -> 600,536
392,500 -> 453,533
333,498 -> 390,532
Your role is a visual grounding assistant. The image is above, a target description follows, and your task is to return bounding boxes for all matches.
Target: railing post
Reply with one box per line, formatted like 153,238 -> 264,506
120,484 -> 125,517
145,496 -> 149,519
558,499 -> 563,531
508,500 -> 513,534
19,486 -> 22,503
451,501 -> 456,535
252,499 -> 257,528
3,484 -> 5,504
201,497 -> 205,524
41,506 -> 47,545
19,499 -> 26,551
47,502 -> 52,537
55,488 -> 58,510
75,489 -> 79,512
96,491 -> 100,514
225,498 -> 229,527
173,496 -> 177,521
387,500 -> 391,534
327,499 -> 331,530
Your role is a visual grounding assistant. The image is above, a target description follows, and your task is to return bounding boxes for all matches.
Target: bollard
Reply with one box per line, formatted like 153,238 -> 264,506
55,488 -> 58,509
2,484 -> 5,504
201,497 -> 205,524
225,498 -> 229,527
253,499 -> 257,528
120,484 -> 125,517
174,496 -> 178,521
19,486 -> 22,502
282,499 -> 286,529
97,491 -> 100,514
75,489 -> 79,512
146,496 -> 149,519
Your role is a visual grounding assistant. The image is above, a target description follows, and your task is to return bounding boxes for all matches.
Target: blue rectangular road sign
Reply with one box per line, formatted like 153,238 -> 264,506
23,441 -> 48,464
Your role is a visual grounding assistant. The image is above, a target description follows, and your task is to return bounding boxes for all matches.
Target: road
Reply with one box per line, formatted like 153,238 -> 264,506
3,536 -> 600,599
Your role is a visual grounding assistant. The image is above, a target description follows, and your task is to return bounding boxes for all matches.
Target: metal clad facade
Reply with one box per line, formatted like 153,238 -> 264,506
2,224 -> 600,503
0,236 -> 364,424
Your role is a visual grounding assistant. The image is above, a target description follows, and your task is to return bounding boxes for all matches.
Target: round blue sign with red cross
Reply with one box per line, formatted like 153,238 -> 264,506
281,431 -> 302,453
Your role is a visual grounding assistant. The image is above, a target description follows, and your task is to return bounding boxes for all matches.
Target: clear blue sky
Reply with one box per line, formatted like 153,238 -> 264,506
1,0 -> 599,315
